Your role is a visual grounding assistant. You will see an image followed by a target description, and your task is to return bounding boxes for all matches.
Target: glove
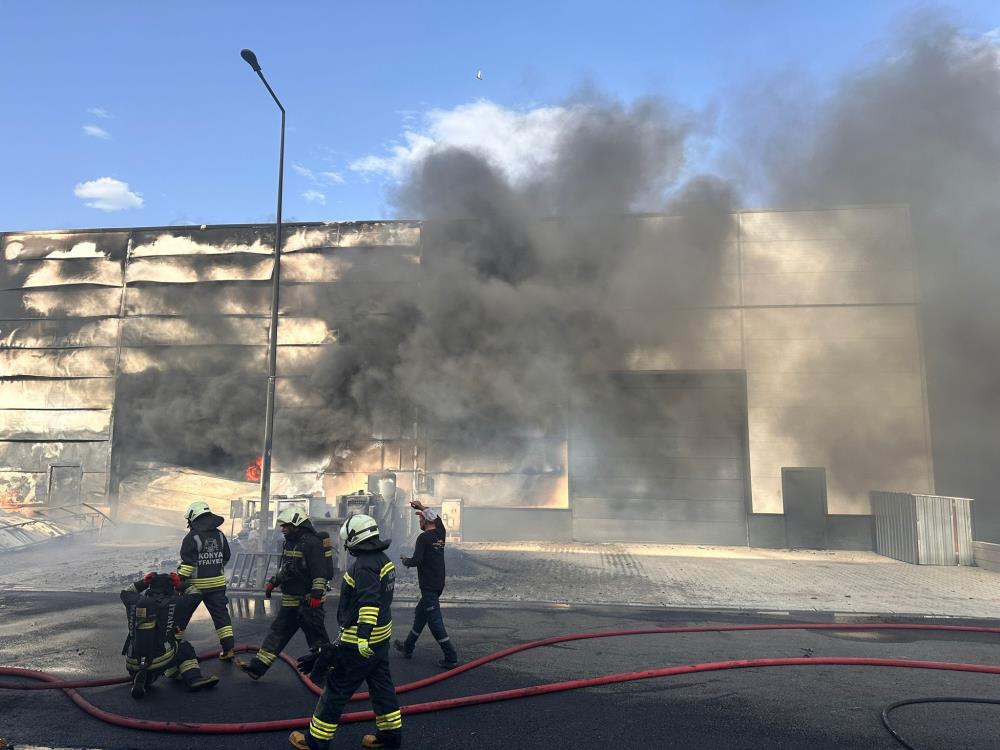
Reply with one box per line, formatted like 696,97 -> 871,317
143,572 -> 156,586
264,581 -> 275,600
307,595 -> 323,609
297,642 -> 336,684
357,638 -> 373,658
296,650 -> 319,676
169,572 -> 181,591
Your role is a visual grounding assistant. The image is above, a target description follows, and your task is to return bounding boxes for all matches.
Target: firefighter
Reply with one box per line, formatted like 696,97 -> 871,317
289,513 -> 401,750
394,500 -> 458,668
120,572 -> 220,698
176,501 -> 236,660
237,505 -> 331,680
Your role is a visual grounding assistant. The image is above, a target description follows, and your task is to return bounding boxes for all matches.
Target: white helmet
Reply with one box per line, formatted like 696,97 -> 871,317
276,505 -> 309,527
340,514 -> 380,549
184,501 -> 212,523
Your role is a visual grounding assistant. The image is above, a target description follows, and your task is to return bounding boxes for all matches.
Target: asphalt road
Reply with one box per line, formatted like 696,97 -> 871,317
1,591 -> 999,749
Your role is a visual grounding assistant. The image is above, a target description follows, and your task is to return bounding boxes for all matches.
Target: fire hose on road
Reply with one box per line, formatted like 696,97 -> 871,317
2,622 -> 999,749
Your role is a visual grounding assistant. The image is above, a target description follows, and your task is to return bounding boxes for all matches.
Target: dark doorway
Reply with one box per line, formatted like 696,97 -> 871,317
570,371 -> 751,545
782,467 -> 827,549
47,464 -> 82,506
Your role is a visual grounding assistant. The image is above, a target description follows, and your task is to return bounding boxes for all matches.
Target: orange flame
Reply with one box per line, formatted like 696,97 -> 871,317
0,487 -> 21,509
245,456 -> 263,483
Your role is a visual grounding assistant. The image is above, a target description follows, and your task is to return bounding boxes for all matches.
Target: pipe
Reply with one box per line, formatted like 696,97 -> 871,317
1,623 -> 998,736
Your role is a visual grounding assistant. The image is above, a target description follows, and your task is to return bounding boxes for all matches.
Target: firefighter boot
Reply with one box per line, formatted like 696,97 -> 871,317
219,648 -> 237,661
392,640 -> 412,659
235,657 -> 265,681
130,669 -> 148,699
186,675 -> 220,692
289,730 -> 325,750
362,730 -> 402,749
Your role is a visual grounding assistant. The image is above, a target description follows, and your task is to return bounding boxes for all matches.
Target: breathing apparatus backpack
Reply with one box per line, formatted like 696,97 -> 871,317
124,593 -> 174,669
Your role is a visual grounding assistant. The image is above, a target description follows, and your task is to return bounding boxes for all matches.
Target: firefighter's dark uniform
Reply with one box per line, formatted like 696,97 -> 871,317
120,577 -> 215,692
303,537 -> 400,749
176,511 -> 234,653
244,520 -> 331,677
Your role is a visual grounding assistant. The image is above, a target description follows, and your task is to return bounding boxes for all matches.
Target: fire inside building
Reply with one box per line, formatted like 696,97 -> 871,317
0,205 -> 938,550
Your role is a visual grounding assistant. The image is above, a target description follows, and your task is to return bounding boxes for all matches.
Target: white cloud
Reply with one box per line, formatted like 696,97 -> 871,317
294,163 -> 345,186
88,107 -> 111,119
73,177 -> 143,211
349,100 -> 572,183
83,125 -> 111,140
302,189 -> 327,205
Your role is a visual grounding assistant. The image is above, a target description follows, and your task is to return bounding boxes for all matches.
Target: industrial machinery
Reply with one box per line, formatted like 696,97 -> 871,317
228,473 -> 402,594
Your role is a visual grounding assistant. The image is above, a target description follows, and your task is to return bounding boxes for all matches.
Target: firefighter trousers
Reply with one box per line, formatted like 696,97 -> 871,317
306,642 -> 401,749
249,601 -> 330,674
176,588 -> 235,652
127,640 -> 207,688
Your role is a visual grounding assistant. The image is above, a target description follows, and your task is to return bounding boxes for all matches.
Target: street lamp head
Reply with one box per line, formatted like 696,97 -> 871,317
240,48 -> 262,72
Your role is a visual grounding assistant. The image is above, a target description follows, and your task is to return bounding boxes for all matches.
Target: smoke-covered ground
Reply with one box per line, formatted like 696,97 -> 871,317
107,17 -> 1000,535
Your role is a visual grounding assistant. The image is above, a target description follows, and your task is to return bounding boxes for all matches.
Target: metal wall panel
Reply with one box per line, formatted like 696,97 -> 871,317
0,318 -> 119,348
0,258 -> 123,290
0,409 -> 111,440
0,378 -> 114,409
130,227 -> 273,257
126,255 -> 274,284
1,231 -> 130,261
872,491 -> 974,565
0,288 -> 123,319
872,492 -> 918,563
0,441 -> 110,472
1,348 -> 117,377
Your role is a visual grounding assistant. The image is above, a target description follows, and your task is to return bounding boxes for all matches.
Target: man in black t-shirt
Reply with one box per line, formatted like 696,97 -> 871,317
394,500 -> 458,668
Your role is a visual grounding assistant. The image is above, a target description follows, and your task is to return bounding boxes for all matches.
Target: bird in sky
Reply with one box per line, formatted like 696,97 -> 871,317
476,70 -> 483,80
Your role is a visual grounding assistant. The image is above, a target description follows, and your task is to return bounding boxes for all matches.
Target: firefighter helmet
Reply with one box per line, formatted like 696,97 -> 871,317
340,513 -> 380,549
276,505 -> 309,527
184,501 -> 212,523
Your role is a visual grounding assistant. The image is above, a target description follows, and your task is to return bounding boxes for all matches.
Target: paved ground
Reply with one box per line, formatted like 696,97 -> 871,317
4,534 -> 1000,618
442,542 -> 1000,618
2,591 -> 1000,749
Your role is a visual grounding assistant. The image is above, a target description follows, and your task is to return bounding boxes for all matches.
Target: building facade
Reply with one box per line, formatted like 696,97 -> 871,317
0,205 -> 933,547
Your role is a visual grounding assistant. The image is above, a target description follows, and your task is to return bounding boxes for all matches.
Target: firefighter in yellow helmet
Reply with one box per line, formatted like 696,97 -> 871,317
237,506 -> 331,680
289,513 -> 401,749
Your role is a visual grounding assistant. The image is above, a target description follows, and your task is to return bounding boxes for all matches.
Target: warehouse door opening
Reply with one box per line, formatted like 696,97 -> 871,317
782,467 -> 828,549
570,372 -> 750,545
47,464 -> 82,507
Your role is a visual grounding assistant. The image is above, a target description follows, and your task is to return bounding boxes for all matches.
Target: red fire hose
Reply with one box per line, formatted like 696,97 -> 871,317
1,623 -> 998,737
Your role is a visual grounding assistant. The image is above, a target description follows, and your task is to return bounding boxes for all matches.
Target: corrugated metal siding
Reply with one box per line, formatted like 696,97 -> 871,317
872,491 -> 918,563
872,491 -> 974,565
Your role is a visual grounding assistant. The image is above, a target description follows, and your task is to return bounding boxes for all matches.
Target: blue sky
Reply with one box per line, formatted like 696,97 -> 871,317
1,1 -> 997,231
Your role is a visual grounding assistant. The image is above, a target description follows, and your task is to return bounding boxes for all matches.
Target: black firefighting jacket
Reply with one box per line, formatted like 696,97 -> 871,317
337,538 -> 395,646
120,578 -> 201,671
271,521 -> 328,605
403,516 -> 447,593
178,512 -> 231,592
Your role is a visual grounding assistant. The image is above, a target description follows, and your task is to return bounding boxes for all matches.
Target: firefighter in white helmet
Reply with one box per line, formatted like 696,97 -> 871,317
237,506 -> 331,680
289,513 -> 401,750
175,501 -> 235,659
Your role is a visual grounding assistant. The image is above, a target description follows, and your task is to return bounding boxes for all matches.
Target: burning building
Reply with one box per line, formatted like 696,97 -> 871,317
0,205 -> 934,549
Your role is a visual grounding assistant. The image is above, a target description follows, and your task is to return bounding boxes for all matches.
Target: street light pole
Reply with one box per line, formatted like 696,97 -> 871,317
241,48 -> 285,552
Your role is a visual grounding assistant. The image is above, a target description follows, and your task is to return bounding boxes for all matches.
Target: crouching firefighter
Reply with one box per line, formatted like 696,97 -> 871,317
289,514 -> 402,750
237,505 -> 332,680
177,501 -> 235,660
120,572 -> 220,698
